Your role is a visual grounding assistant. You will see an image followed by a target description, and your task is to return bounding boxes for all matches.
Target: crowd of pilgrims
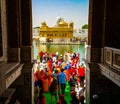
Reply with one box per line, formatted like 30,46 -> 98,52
33,51 -> 85,104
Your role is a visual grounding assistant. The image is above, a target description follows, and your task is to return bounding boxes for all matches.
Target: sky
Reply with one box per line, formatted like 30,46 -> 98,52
32,0 -> 89,29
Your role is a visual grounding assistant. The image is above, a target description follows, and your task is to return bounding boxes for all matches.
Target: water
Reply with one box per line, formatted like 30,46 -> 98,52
33,40 -> 85,62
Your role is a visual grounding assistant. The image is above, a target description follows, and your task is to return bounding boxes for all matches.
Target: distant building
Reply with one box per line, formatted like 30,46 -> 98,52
33,27 -> 39,39
39,17 -> 74,43
73,28 -> 88,43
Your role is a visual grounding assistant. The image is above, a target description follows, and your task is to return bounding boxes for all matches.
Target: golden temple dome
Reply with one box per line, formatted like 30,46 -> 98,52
41,21 -> 46,26
58,20 -> 68,26
41,21 -> 48,28
69,21 -> 74,27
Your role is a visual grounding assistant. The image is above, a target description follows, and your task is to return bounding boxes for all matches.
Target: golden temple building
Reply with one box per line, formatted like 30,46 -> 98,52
39,17 -> 74,43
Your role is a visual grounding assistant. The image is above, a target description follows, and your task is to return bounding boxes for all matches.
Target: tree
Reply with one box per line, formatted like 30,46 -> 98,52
82,24 -> 88,29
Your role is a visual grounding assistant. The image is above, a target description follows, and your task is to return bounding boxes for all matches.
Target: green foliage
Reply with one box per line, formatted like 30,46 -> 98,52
82,24 -> 88,29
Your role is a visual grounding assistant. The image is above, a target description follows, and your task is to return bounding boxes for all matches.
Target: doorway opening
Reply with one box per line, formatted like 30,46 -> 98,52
32,0 -> 89,104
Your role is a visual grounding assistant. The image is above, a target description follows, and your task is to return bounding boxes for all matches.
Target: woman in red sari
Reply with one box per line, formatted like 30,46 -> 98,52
47,58 -> 52,74
77,64 -> 85,86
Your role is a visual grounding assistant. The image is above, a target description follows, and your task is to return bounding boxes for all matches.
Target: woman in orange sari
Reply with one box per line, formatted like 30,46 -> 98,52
47,58 -> 52,74
43,74 -> 49,93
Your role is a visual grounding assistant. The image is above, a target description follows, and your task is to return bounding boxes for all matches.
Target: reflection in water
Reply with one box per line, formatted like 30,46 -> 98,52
33,41 -> 85,61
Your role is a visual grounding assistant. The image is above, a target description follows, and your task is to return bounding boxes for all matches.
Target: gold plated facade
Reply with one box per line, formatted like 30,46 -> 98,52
39,18 -> 74,41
